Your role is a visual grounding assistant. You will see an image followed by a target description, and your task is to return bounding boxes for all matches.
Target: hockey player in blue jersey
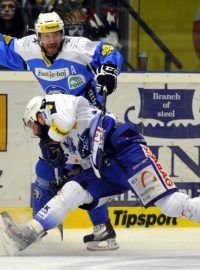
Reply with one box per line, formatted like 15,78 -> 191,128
2,93 -> 200,255
0,11 -> 123,250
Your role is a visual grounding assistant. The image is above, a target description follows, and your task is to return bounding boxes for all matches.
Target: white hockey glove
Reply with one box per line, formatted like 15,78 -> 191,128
96,64 -> 118,95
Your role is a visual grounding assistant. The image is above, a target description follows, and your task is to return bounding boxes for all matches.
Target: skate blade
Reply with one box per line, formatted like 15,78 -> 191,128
86,239 -> 120,251
0,215 -> 19,256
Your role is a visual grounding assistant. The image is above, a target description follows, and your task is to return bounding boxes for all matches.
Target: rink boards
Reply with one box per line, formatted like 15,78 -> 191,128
0,206 -> 200,228
1,71 -> 200,228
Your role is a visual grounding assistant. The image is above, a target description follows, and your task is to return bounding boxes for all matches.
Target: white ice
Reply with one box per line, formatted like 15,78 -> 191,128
0,228 -> 200,270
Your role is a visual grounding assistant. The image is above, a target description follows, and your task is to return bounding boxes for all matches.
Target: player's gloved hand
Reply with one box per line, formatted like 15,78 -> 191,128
49,165 -> 81,196
96,64 -> 118,95
39,139 -> 49,160
49,178 -> 65,196
49,168 -> 70,196
39,139 -> 66,168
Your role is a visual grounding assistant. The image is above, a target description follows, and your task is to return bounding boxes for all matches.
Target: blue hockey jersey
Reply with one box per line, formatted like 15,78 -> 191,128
0,34 -> 123,101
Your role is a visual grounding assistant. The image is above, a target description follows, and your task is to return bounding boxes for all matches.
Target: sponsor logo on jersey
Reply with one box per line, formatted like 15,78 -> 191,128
63,137 -> 77,154
39,205 -> 51,218
101,44 -> 114,56
45,85 -> 67,94
68,75 -> 86,89
50,119 -> 69,137
35,68 -> 69,81
142,145 -> 174,187
128,163 -> 167,206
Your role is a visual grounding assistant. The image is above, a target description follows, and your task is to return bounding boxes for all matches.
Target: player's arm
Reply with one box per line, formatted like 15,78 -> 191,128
91,42 -> 123,96
75,37 -> 123,95
0,34 -> 27,70
92,42 -> 123,72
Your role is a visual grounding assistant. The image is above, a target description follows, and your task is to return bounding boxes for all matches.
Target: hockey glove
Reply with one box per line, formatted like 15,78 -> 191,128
49,176 -> 66,196
96,64 -> 118,95
39,139 -> 66,168
39,139 -> 49,160
49,165 -> 83,196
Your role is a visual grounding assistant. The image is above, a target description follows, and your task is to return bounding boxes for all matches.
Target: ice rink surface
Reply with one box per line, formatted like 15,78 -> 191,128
0,228 -> 200,270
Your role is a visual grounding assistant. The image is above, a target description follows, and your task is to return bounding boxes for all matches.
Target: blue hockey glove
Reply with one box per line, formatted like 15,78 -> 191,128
39,139 -> 66,168
39,139 -> 49,160
96,64 -> 118,95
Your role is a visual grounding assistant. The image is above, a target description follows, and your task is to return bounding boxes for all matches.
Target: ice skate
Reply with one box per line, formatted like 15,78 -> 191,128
0,212 -> 42,255
83,220 -> 119,251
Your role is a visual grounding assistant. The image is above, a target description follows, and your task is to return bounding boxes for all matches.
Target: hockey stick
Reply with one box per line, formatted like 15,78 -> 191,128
54,167 -> 64,241
98,86 -> 107,176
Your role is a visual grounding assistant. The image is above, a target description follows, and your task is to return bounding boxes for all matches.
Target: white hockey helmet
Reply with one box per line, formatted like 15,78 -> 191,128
35,12 -> 64,37
23,96 -> 44,127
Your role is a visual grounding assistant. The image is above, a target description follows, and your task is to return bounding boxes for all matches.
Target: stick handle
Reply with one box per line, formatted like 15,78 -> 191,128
98,86 -> 107,176
54,167 -> 59,185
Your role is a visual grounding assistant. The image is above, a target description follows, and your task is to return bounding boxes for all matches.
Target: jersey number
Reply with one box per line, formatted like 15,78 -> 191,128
46,101 -> 57,115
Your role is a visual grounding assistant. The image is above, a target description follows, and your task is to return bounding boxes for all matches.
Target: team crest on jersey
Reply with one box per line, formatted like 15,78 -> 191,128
45,85 -> 67,94
63,137 -> 77,154
77,128 -> 91,158
68,75 -> 86,89
101,45 -> 114,56
33,187 -> 42,201
35,68 -> 69,81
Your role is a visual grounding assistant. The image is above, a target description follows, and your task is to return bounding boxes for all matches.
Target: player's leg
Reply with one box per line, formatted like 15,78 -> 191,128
0,165 -> 125,254
0,180 -> 93,254
155,191 -> 200,222
33,159 -> 119,250
122,144 -> 200,222
83,204 -> 119,250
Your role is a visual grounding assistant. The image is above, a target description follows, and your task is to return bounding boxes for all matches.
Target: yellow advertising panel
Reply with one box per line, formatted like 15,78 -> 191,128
0,94 -> 7,151
1,207 -> 200,228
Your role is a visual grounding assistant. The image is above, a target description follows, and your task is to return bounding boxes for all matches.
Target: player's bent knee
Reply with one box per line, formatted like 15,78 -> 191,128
34,181 -> 94,230
61,181 -> 93,211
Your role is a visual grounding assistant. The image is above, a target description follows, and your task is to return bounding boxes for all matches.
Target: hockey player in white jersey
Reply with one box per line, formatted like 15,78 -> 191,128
0,11 -> 123,250
1,93 -> 200,255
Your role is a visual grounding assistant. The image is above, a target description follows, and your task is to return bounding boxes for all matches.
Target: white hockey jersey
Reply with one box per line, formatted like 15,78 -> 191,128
42,94 -> 109,166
